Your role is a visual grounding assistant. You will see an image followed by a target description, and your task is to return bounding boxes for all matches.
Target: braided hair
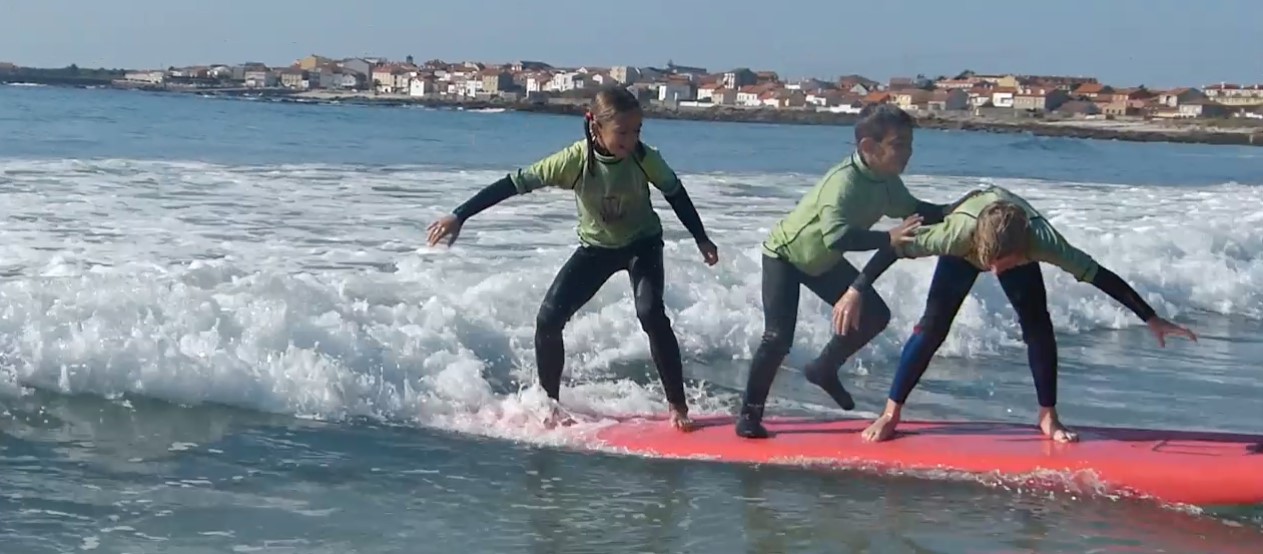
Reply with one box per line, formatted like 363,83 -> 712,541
583,85 -> 643,177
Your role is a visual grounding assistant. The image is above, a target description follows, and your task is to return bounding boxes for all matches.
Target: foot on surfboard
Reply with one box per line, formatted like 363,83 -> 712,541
736,417 -> 769,439
861,413 -> 900,443
1039,409 -> 1080,443
669,404 -> 697,433
735,404 -> 770,439
543,404 -> 579,429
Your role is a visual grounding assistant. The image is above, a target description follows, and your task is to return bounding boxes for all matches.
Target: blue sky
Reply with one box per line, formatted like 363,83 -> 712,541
2,0 -> 1259,88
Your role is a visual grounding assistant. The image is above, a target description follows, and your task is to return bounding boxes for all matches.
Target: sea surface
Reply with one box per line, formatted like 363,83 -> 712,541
1,84 -> 1262,553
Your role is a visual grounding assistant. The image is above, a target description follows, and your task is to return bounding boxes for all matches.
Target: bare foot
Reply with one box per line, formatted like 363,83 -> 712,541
861,413 -> 900,443
669,405 -> 696,433
543,404 -> 577,429
1039,408 -> 1079,443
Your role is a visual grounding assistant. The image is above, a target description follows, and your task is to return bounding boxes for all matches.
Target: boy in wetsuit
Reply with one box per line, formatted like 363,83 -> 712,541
426,86 -> 719,431
833,184 -> 1198,443
736,103 -> 958,439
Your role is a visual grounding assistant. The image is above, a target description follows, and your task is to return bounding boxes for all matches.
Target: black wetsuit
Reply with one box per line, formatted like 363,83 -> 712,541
854,245 -> 1158,407
451,166 -> 709,407
738,200 -> 950,433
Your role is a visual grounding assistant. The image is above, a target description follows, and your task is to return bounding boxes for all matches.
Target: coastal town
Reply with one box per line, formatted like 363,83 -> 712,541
3,54 -> 1263,145
107,54 -> 1263,119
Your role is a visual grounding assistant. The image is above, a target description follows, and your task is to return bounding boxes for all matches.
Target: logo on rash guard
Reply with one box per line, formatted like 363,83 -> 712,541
599,196 -> 625,222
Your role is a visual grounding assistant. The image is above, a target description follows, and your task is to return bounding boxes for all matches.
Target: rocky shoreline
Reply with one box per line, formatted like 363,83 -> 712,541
268,89 -> 1263,148
11,79 -> 1263,148
915,115 -> 1262,146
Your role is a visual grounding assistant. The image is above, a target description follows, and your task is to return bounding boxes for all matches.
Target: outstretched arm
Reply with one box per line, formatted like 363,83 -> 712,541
827,227 -> 891,252
850,244 -> 899,293
451,175 -> 518,223
1029,219 -> 1197,347
896,187 -> 987,226
1088,266 -> 1156,321
663,185 -> 710,244
427,175 -> 517,246
832,243 -> 899,334
1088,265 -> 1198,346
823,184 -> 912,253
637,144 -> 714,246
911,189 -> 987,225
1030,223 -> 1183,331
451,141 -> 583,223
831,219 -> 967,334
850,217 -> 970,292
429,143 -> 583,247
912,200 -> 949,225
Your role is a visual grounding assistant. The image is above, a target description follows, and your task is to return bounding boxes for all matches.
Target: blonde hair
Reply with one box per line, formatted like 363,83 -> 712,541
972,201 -> 1030,266
583,85 -> 643,176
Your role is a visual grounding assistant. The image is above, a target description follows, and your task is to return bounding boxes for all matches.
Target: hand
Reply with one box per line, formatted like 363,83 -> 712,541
696,238 -> 719,266
831,287 -> 864,335
888,214 -> 923,248
426,214 -> 463,247
1146,316 -> 1198,348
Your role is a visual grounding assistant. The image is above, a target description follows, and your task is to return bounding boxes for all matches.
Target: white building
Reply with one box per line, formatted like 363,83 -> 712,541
243,70 -> 275,88
410,77 -> 439,96
124,70 -> 166,85
658,81 -> 695,103
548,72 -> 587,92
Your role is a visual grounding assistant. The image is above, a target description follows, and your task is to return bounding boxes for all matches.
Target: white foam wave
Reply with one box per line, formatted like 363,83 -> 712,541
0,158 -> 1259,443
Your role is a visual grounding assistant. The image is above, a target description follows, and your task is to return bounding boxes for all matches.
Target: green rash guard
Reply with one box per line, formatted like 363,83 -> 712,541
897,185 -> 1100,282
762,151 -> 924,276
510,139 -> 683,249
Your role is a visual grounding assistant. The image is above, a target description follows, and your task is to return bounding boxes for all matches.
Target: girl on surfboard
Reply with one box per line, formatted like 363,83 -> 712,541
832,184 -> 1198,444
424,85 -> 719,432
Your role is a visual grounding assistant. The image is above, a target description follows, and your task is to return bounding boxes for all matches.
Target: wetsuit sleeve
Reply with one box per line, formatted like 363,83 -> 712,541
664,188 -> 710,243
913,201 -> 950,225
821,173 -> 890,252
1089,266 -> 1158,322
1027,221 -> 1100,282
639,145 -> 710,242
861,216 -> 973,289
885,178 -> 947,223
909,188 -> 993,226
509,141 -> 586,193
451,175 -> 517,222
850,244 -> 899,292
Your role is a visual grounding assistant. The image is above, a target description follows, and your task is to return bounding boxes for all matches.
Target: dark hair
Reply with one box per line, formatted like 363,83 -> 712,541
584,85 -> 643,176
854,103 -> 914,144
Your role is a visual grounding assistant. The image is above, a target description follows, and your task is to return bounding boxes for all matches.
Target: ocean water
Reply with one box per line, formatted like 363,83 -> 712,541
1,84 -> 1262,553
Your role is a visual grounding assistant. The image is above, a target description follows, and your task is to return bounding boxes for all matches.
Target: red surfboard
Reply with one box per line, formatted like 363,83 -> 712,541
591,415 -> 1263,506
